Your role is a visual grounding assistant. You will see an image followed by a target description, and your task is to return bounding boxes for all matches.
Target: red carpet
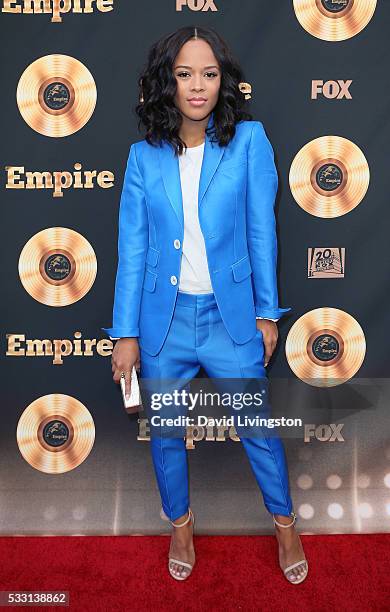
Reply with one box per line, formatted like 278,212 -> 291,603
0,534 -> 388,611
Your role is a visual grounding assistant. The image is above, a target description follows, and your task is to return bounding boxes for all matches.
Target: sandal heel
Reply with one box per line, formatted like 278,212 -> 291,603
167,508 -> 195,581
273,512 -> 308,585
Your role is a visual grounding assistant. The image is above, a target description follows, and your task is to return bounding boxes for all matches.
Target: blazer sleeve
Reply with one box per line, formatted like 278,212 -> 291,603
101,143 -> 148,338
247,121 -> 292,320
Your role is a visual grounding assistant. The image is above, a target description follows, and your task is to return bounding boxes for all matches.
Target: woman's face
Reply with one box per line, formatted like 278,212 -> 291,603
173,38 -> 221,121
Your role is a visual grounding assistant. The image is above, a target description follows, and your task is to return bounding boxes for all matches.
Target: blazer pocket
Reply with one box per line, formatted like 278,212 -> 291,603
146,245 -> 159,267
143,268 -> 157,292
231,255 -> 252,282
219,154 -> 247,173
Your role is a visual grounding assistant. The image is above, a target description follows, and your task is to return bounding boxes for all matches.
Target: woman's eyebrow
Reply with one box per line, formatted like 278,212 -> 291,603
174,65 -> 219,69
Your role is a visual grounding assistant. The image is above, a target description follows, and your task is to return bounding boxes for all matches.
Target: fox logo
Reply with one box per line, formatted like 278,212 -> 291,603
311,80 -> 352,99
304,424 -> 345,442
176,0 -> 217,11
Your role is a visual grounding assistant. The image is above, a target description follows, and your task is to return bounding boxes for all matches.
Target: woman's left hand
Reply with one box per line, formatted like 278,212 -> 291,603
256,319 -> 278,367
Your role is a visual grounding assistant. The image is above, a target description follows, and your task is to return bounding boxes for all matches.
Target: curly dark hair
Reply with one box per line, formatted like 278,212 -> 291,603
134,25 -> 253,155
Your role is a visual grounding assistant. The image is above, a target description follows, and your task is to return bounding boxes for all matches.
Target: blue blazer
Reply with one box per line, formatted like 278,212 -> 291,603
101,112 -> 291,355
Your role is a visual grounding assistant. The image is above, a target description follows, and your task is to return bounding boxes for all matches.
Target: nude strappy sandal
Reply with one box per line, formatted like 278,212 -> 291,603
160,507 -> 195,581
273,511 -> 308,584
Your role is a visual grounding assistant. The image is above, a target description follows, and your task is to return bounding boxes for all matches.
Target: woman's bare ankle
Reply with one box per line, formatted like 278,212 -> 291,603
171,511 -> 189,526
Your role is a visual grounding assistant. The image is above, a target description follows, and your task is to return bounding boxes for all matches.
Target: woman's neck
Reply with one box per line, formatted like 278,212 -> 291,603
179,112 -> 209,148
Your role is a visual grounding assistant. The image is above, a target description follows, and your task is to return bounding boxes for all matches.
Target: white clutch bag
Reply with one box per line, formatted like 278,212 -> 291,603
120,366 -> 142,414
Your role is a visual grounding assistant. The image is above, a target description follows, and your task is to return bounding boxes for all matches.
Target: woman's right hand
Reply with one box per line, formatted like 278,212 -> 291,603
111,338 -> 140,399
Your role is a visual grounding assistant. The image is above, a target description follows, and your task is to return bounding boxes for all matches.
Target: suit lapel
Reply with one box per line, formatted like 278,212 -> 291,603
158,111 -> 225,229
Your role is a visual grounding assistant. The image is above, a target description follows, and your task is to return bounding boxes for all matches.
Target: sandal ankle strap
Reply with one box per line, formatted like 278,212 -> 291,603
170,508 -> 193,528
273,511 -> 297,529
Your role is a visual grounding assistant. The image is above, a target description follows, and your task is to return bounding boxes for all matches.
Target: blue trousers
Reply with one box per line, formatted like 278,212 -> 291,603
139,290 -> 294,521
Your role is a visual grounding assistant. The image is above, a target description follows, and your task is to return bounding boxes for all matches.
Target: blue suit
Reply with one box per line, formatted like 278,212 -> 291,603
101,112 -> 291,354
101,113 -> 295,521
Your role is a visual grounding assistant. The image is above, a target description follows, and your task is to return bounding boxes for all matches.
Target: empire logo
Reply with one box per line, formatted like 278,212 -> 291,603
2,0 -> 113,22
6,333 -> 114,364
176,0 -> 217,11
5,163 -> 115,197
138,419 -> 240,449
311,80 -> 352,100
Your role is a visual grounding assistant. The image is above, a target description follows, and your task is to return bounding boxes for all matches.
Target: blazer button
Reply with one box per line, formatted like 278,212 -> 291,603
174,239 -> 181,249
170,275 -> 178,285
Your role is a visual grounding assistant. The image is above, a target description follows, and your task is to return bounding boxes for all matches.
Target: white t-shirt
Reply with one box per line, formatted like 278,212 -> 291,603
175,141 -> 277,321
177,142 -> 213,293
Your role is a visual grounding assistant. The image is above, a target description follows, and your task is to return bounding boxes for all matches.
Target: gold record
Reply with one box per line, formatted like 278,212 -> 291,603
16,394 -> 95,474
285,307 -> 366,387
18,227 -> 97,306
293,0 -> 377,41
16,54 -> 97,137
289,135 -> 369,218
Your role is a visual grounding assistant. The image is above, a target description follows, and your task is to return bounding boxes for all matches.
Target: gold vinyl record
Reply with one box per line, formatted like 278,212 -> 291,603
293,0 -> 377,41
18,227 -> 97,306
16,54 -> 97,137
16,394 -> 95,474
289,135 -> 369,218
285,308 -> 366,387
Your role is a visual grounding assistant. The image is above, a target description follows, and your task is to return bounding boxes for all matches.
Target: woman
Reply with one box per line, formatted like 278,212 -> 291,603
101,25 -> 308,584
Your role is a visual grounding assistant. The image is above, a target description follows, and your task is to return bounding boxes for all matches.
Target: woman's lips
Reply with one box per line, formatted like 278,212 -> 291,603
188,99 -> 207,107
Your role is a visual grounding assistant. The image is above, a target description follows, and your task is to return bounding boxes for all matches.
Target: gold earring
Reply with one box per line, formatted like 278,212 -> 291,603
238,81 -> 252,100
